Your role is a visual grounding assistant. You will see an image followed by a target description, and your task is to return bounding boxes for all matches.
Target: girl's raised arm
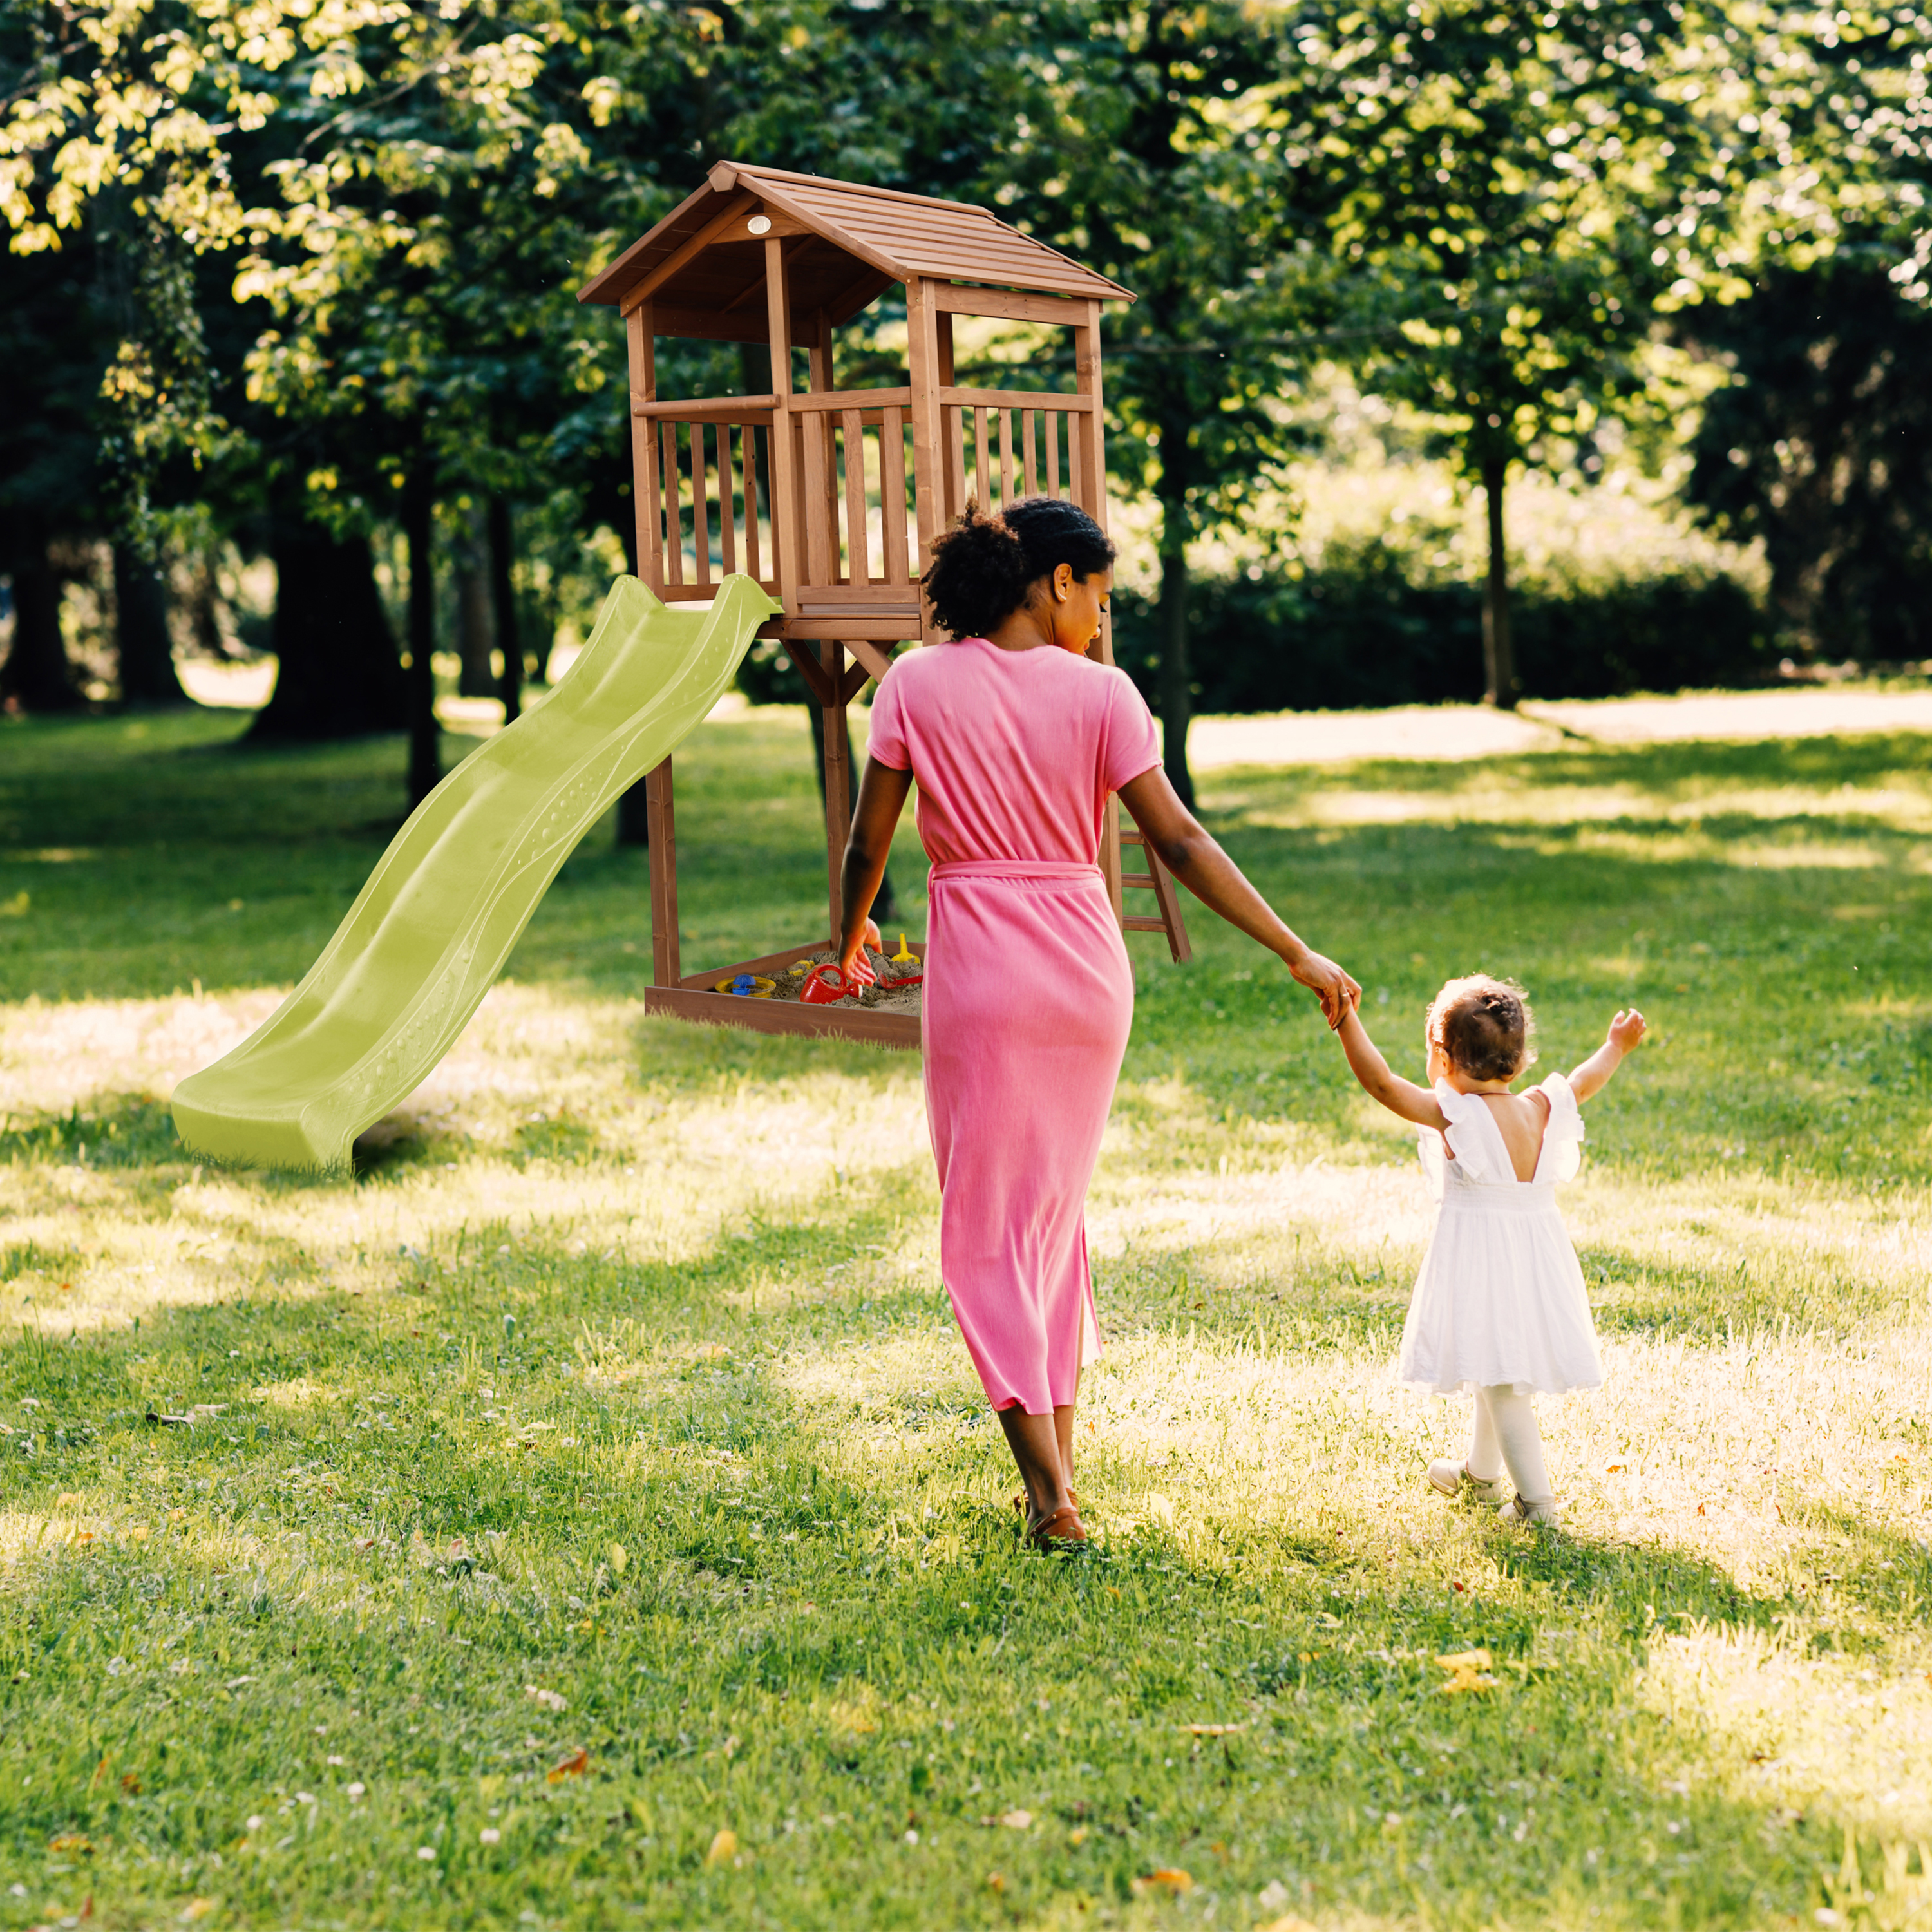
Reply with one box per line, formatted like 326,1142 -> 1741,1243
1569,1008 -> 1648,1104
1335,1005 -> 1448,1130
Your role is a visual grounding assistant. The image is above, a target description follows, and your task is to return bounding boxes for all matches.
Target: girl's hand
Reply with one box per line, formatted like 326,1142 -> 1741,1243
839,919 -> 882,987
1607,1007 -> 1647,1053
1287,949 -> 1362,1030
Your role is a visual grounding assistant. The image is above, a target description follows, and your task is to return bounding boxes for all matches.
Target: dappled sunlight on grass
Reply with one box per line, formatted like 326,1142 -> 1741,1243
6,710 -> 1932,1925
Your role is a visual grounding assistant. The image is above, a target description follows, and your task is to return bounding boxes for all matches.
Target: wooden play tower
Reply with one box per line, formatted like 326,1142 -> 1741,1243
578,160 -> 1191,1045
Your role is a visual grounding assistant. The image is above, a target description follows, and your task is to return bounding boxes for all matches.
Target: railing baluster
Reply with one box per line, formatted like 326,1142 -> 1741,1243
744,424 -> 762,582
719,424 -> 738,579
949,405 -> 967,523
692,422 -> 712,586
973,406 -> 990,510
1045,410 -> 1061,499
1023,410 -> 1039,498
661,421 -> 683,586
1066,406 -> 1083,504
999,408 -> 1016,508
842,408 -> 868,584
882,406 -> 908,585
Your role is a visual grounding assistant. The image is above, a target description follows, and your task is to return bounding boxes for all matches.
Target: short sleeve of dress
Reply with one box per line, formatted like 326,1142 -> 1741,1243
1430,1080 -> 1509,1184
865,663 -> 911,771
1537,1071 -> 1586,1182
1101,667 -> 1160,793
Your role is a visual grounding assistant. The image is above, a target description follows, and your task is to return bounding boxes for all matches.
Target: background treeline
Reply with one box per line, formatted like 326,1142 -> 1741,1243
3,0 -> 1931,802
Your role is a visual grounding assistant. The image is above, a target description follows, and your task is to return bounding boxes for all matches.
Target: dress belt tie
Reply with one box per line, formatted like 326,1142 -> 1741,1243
929,860 -> 1104,884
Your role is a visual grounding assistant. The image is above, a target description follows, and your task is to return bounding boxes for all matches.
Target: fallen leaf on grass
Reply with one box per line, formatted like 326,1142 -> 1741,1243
998,1810 -> 1032,1830
120,1774 -> 141,1795
525,1685 -> 567,1712
547,1749 -> 589,1784
1069,1827 -> 1090,1846
1182,1723 -> 1245,1737
1435,1648 -> 1498,1694
608,1542 -> 629,1577
984,1873 -> 1005,1893
1257,1918 -> 1320,1932
1132,1869 -> 1193,1897
179,1901 -> 215,1922
48,1834 -> 93,1853
705,1828 -> 737,1866
56,1492 -> 81,1508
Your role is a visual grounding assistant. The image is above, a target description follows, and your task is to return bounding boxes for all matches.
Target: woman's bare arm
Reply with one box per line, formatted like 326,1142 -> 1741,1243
837,757 -> 914,981
1335,1007 -> 1448,1130
1116,765 -> 1361,1027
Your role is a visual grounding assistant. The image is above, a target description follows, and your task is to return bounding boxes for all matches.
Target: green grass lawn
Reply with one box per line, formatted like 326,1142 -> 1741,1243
1,701 -> 1929,1931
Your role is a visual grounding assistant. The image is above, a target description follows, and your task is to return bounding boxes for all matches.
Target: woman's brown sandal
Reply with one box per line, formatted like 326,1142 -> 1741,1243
1025,1504 -> 1089,1550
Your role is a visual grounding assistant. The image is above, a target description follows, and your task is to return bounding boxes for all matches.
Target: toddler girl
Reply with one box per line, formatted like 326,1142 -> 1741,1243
1332,974 -> 1646,1525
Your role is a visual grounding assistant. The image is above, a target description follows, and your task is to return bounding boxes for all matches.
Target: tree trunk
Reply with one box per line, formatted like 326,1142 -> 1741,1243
490,496 -> 522,725
1481,454 -> 1517,710
251,517 -> 406,740
404,483 -> 441,808
113,543 -> 189,706
1,549 -> 84,712
455,500 -> 495,698
1156,442 -> 1195,808
812,705 -> 895,922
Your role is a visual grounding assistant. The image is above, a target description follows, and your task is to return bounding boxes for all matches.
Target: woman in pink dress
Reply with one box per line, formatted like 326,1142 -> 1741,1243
837,500 -> 1358,1548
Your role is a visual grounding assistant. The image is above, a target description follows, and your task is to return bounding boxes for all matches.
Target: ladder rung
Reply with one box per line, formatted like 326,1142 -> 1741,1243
1120,829 -> 1146,844
1123,916 -> 1169,932
1122,872 -> 1156,889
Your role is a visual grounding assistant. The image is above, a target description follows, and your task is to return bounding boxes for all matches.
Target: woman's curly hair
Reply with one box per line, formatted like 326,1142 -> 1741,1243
921,497 -> 1116,639
1426,974 -> 1537,1083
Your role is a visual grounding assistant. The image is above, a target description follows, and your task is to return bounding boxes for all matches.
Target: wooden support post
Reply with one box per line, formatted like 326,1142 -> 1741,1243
905,276 -> 945,641
762,237 -> 800,614
645,757 -> 680,985
820,639 -> 851,946
1072,299 -> 1124,918
627,304 -> 661,587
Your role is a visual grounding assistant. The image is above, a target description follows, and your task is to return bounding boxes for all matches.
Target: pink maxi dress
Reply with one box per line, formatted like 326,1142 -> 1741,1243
866,636 -> 1160,1416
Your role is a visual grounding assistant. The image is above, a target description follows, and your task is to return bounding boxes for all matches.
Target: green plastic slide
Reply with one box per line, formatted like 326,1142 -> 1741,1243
172,574 -> 779,1173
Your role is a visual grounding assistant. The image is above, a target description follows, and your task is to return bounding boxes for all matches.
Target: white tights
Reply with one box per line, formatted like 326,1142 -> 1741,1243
1466,1385 -> 1553,1509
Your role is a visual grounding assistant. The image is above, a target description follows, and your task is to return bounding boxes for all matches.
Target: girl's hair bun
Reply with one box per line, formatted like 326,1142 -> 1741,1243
1427,974 -> 1537,1083
922,497 -> 1116,639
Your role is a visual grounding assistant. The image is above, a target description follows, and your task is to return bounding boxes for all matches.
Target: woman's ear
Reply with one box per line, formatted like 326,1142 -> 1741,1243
1054,562 -> 1072,602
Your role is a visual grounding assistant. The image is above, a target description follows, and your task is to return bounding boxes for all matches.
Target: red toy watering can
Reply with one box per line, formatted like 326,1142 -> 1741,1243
799,963 -> 857,1004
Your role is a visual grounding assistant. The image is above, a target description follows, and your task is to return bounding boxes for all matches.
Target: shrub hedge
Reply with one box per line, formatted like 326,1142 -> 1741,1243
1109,545 -> 1776,711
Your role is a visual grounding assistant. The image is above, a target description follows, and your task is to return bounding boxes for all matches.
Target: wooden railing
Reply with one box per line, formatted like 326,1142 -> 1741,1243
634,384 -> 1096,614
790,388 -> 915,595
635,398 -> 779,599
940,389 -> 1095,522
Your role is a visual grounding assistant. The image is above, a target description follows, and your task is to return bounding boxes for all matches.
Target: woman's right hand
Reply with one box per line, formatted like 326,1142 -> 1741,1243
1285,947 -> 1361,1029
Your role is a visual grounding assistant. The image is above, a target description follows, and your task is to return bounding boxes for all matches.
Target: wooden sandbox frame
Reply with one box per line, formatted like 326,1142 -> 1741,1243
579,161 -> 1191,1046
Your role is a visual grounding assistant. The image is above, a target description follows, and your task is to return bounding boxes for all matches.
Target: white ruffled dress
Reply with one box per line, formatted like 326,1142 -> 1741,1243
1397,1072 -> 1604,1397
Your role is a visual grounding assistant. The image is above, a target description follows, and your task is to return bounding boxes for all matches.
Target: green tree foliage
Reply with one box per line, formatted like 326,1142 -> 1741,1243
1264,0 -> 1756,708
999,0 -> 1316,804
1685,257 -> 1932,658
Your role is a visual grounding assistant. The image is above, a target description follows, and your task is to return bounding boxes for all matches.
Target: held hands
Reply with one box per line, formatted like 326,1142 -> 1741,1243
1607,1007 -> 1648,1054
838,918 -> 884,988
1287,949 -> 1363,1030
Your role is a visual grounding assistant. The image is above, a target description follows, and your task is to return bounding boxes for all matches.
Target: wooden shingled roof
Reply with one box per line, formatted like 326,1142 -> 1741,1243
578,160 -> 1132,335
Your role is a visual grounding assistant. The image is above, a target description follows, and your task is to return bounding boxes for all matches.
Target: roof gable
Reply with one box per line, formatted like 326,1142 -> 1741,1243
578,160 -> 1132,323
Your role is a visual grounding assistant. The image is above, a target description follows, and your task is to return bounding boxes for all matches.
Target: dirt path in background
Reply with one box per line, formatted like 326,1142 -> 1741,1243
1182,686 -> 1932,770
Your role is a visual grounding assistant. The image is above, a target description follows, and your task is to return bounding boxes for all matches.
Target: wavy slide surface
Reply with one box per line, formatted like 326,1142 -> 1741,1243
173,574 -> 779,1172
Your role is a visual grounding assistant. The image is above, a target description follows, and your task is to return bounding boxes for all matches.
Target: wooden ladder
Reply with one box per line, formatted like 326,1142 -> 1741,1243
1119,828 -> 1192,963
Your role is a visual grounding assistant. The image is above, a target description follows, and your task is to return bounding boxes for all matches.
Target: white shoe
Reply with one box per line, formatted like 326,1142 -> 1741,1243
1500,1493 -> 1560,1527
1428,1459 -> 1511,1506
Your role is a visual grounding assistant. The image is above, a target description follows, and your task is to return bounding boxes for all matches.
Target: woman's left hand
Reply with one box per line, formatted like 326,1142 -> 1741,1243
840,918 -> 883,987
1287,948 -> 1361,1029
